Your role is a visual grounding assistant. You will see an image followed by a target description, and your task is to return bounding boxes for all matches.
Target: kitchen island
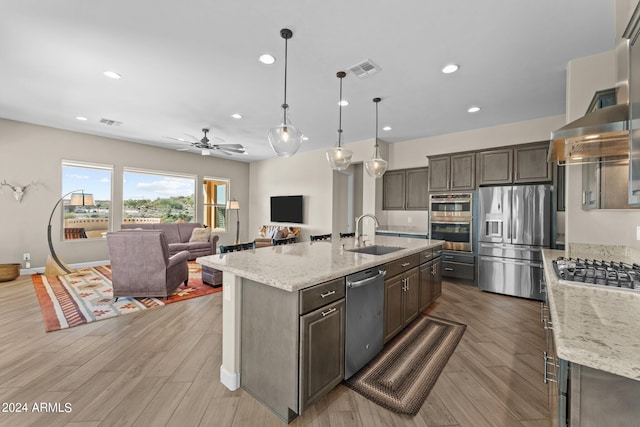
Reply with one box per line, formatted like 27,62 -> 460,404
197,235 -> 443,422
541,247 -> 640,426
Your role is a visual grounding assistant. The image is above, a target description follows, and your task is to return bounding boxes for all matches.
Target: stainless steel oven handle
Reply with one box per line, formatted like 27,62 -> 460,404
347,269 -> 386,288
430,221 -> 472,225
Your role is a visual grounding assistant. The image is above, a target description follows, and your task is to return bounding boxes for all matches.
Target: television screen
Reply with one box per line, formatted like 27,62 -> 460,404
270,195 -> 303,224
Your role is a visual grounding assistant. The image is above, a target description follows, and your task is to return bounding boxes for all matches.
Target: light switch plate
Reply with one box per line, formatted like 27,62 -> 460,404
636,226 -> 640,240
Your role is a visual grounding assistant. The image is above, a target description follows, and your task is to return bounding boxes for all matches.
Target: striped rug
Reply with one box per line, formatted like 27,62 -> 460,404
344,314 -> 466,416
32,262 -> 221,332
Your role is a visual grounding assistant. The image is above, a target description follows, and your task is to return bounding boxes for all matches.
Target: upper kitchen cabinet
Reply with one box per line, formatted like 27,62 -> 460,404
513,142 -> 553,183
382,167 -> 429,210
477,142 -> 551,186
428,152 -> 475,192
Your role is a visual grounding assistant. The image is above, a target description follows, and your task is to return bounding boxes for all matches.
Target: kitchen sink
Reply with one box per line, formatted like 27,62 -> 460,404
347,245 -> 405,256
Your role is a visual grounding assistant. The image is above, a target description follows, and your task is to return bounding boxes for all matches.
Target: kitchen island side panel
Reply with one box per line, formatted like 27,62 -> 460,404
241,278 -> 300,422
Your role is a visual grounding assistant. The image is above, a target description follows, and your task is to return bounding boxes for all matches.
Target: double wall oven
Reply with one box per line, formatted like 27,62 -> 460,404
430,193 -> 475,281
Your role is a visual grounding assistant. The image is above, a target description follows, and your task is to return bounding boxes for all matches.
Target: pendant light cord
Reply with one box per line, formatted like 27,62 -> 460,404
337,74 -> 343,148
374,98 -> 380,157
282,35 -> 289,124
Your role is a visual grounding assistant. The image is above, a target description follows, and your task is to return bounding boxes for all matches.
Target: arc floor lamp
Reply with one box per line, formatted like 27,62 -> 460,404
45,189 -> 95,276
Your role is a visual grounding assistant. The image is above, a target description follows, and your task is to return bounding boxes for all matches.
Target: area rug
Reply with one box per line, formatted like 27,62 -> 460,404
344,314 -> 466,416
32,262 -> 221,332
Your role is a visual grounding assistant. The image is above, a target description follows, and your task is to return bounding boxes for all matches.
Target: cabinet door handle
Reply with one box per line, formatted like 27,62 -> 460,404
444,267 -> 453,272
320,290 -> 336,298
401,262 -> 411,267
431,265 -> 436,275
321,308 -> 337,317
444,255 -> 454,259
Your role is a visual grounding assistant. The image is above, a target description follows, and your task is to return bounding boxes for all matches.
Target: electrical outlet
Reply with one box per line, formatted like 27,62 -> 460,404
407,217 -> 412,224
637,226 -> 640,241
23,253 -> 30,261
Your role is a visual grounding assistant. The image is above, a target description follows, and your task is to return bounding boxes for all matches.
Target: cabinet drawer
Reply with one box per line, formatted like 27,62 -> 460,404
419,248 -> 433,263
441,251 -> 474,264
432,246 -> 443,258
442,261 -> 475,280
386,254 -> 420,278
299,278 -> 345,315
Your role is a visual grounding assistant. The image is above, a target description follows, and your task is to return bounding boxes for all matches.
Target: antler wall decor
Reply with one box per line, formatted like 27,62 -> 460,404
1,180 -> 36,203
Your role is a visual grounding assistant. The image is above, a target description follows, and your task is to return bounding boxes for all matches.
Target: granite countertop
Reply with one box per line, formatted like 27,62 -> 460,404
197,236 -> 443,292
542,248 -> 640,381
376,225 -> 429,236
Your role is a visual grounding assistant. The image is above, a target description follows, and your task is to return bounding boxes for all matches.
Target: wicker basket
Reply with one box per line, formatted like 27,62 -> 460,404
0,263 -> 21,282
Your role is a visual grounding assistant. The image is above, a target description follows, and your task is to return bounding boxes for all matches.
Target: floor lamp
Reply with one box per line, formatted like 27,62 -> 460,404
45,190 -> 95,276
226,200 -> 240,244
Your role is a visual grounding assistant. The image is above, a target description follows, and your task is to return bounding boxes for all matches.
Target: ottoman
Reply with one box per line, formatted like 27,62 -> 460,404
201,264 -> 223,287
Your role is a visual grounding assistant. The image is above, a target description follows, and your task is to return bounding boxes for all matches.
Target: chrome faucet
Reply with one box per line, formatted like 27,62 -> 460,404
355,214 -> 379,246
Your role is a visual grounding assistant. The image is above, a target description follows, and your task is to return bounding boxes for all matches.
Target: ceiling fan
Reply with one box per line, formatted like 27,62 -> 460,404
166,128 -> 247,156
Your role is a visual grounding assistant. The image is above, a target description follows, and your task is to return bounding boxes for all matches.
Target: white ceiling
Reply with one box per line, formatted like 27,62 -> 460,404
0,1 -> 615,162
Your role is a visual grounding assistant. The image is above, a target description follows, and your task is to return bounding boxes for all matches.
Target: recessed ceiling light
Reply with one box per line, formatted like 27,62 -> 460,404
442,64 -> 460,74
231,113 -> 242,119
75,116 -> 88,121
302,136 -> 309,141
467,106 -> 481,113
103,71 -> 122,79
259,54 -> 276,65
338,100 -> 349,107
382,126 -> 392,131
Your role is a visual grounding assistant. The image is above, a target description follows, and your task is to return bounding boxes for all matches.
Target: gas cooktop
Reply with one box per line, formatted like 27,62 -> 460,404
552,257 -> 640,291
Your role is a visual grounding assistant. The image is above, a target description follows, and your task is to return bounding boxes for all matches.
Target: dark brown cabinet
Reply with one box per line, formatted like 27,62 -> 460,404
477,142 -> 551,186
384,266 -> 419,343
299,298 -> 345,412
514,143 -> 552,183
418,247 -> 443,311
477,149 -> 513,185
428,153 -> 475,192
382,167 -> 429,210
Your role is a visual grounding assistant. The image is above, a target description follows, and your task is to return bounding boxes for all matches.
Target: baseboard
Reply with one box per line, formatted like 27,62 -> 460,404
220,365 -> 240,391
21,259 -> 110,276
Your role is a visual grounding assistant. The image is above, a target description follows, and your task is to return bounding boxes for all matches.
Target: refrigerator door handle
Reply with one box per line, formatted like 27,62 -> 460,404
479,256 -> 543,269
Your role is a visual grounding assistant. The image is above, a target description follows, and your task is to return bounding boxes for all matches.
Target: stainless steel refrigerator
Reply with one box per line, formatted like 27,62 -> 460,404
477,184 -> 551,301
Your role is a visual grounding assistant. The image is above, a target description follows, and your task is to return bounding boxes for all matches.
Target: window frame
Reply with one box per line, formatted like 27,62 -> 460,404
61,160 -> 113,241
203,177 -> 230,231
122,167 -> 197,224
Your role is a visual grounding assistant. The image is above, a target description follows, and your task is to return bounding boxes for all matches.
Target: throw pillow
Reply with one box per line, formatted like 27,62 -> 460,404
189,228 -> 211,243
274,229 -> 287,240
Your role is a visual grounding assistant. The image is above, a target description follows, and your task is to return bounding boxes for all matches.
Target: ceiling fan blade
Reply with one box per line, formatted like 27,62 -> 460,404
165,136 -> 188,142
185,133 -> 200,143
216,149 -> 234,156
201,149 -> 211,156
177,147 -> 191,151
213,135 -> 225,142
218,143 -> 244,149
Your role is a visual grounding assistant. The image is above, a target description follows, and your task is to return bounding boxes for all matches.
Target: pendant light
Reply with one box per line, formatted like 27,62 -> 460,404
267,28 -> 304,157
364,97 -> 389,178
326,71 -> 353,170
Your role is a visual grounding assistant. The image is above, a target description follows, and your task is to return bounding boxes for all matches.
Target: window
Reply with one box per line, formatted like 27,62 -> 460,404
61,161 -> 112,240
123,169 -> 196,224
203,178 -> 229,230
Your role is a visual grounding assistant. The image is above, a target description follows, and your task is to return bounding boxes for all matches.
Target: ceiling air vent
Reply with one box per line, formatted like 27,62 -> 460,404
100,118 -> 123,126
348,59 -> 381,79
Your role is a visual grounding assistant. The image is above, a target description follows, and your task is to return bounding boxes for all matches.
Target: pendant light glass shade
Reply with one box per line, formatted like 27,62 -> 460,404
267,28 -> 304,157
326,71 -> 353,171
364,97 -> 388,178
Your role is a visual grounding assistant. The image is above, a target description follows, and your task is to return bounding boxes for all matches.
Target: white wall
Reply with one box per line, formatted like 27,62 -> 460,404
0,119 -> 250,269
564,37 -> 640,247
249,138 -> 387,242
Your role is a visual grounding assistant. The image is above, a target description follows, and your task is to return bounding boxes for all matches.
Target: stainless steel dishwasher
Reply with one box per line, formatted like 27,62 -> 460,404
344,266 -> 386,379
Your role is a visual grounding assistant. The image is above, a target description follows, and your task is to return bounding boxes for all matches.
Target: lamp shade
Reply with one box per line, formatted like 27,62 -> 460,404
326,147 -> 353,171
226,200 -> 240,210
364,156 -> 389,178
267,113 -> 304,157
69,192 -> 95,206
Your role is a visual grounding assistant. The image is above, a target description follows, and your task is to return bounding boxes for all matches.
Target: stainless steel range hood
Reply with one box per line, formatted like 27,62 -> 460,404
548,16 -> 634,164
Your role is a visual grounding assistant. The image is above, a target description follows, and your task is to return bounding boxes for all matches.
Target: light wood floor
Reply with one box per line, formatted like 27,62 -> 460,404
0,275 -> 549,427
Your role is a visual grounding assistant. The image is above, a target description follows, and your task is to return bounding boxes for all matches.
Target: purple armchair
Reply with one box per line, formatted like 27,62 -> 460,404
106,230 -> 189,299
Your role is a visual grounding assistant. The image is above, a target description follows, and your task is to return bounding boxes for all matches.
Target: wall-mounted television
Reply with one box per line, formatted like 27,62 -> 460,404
270,195 -> 303,224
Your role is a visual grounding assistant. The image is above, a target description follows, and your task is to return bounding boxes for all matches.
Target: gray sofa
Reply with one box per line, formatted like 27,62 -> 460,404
121,222 -> 219,260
